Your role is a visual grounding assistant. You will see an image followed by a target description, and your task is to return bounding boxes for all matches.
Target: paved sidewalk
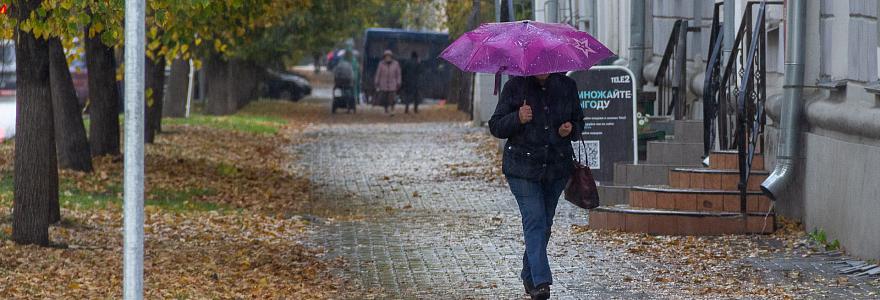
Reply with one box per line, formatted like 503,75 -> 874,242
292,105 -> 880,299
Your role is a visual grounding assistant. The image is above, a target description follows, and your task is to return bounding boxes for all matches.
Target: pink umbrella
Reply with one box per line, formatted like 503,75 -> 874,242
440,21 -> 615,93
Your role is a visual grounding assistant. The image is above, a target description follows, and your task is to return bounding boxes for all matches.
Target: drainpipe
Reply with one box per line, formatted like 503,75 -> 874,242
590,0 -> 598,36
545,0 -> 559,23
723,0 -> 735,64
629,0 -> 646,94
496,0 -> 502,21
761,0 -> 806,200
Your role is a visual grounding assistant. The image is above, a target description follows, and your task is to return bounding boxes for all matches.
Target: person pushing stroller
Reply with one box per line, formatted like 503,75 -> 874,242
332,51 -> 356,114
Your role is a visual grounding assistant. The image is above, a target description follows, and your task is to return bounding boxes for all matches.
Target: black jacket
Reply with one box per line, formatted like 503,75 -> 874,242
489,74 -> 584,181
401,60 -> 421,94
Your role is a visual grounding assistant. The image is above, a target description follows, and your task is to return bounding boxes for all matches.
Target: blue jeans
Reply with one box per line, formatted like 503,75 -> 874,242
507,176 -> 568,287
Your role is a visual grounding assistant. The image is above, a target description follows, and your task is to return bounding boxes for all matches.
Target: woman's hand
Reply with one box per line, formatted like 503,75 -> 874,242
518,100 -> 533,124
558,122 -> 573,137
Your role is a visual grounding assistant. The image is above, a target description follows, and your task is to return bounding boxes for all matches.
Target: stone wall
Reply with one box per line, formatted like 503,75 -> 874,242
764,0 -> 880,260
802,132 -> 880,259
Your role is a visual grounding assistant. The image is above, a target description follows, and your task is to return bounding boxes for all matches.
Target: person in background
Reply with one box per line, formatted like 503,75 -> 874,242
401,51 -> 422,114
313,52 -> 322,74
373,49 -> 401,114
333,51 -> 356,113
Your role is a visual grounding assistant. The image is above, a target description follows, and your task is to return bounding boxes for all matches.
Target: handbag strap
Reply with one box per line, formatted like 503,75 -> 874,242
571,134 -> 589,166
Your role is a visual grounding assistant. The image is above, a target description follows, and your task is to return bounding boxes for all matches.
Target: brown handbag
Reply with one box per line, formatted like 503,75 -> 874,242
564,139 -> 600,209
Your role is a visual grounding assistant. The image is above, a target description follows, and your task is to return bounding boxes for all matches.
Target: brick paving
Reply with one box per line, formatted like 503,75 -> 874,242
292,102 -> 880,299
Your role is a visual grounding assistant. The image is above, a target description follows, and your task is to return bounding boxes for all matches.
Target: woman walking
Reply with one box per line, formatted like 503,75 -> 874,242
488,73 -> 583,300
441,20 -> 611,297
373,50 -> 401,114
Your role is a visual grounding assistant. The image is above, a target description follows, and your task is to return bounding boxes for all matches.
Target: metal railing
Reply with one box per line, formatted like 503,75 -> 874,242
705,1 -> 781,158
701,1 -> 782,223
654,20 -> 688,119
702,3 -> 725,159
736,1 -> 770,220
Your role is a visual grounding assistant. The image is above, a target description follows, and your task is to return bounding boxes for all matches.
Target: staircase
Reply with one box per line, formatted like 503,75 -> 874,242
589,146 -> 775,235
589,2 -> 780,235
597,120 -> 703,206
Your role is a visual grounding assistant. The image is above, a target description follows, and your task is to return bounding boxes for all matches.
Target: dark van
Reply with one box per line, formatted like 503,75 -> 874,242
362,28 -> 451,101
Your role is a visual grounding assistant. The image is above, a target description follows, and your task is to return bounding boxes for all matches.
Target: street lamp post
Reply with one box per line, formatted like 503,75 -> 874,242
123,0 -> 145,298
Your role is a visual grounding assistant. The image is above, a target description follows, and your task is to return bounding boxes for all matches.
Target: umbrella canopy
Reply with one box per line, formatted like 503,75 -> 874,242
440,21 -> 615,77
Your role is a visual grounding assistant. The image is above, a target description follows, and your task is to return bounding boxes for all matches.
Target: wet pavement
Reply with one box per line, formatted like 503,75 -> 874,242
292,99 -> 880,299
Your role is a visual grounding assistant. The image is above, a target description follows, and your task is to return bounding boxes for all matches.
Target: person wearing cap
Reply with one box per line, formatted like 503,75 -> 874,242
373,49 -> 401,114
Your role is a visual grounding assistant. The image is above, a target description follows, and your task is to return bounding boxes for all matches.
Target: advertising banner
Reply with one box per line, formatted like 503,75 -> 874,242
568,66 -> 638,182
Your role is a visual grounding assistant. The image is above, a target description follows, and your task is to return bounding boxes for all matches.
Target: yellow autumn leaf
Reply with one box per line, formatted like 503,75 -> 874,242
92,22 -> 104,34
148,40 -> 161,51
146,88 -> 154,107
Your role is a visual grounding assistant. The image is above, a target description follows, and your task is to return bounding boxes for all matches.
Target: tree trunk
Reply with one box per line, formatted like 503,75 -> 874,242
455,72 -> 474,115
145,56 -> 167,143
228,59 -> 259,109
48,38 -> 93,173
313,52 -> 321,74
85,27 -> 121,156
448,64 -> 465,107
13,0 -> 57,245
204,55 -> 234,115
163,59 -> 189,118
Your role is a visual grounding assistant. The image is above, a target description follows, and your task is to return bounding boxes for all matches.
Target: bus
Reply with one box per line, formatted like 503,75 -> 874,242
362,28 -> 451,102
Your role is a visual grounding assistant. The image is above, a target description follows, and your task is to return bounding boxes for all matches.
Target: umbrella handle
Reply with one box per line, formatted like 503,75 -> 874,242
493,67 -> 507,95
494,72 -> 501,95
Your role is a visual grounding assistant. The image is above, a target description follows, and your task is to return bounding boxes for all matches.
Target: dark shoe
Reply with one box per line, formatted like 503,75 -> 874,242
529,283 -> 550,300
523,280 -> 535,295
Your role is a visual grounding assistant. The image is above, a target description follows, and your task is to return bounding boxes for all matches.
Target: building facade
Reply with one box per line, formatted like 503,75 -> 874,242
531,0 -> 880,260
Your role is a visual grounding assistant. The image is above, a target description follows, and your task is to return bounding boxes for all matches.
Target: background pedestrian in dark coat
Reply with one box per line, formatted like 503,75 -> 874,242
401,51 -> 422,114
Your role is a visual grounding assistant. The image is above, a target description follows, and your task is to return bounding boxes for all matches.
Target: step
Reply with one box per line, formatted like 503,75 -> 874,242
589,205 -> 776,235
613,162 -> 694,186
629,186 -> 772,213
647,141 -> 704,165
673,120 -> 704,143
597,185 -> 630,206
669,168 -> 769,191
647,117 -> 675,134
707,150 -> 765,171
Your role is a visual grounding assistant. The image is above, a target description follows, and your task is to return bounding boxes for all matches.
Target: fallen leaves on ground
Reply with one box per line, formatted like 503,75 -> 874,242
242,98 -> 470,126
0,101 -> 348,299
445,132 -> 504,184
572,225 -> 796,298
60,123 -> 312,214
570,218 -> 873,299
0,207 -> 338,299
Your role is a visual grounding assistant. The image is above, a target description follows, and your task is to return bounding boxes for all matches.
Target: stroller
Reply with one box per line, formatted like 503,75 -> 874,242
331,78 -> 356,114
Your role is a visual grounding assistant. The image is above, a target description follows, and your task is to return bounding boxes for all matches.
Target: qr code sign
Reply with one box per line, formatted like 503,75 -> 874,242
572,140 -> 600,169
